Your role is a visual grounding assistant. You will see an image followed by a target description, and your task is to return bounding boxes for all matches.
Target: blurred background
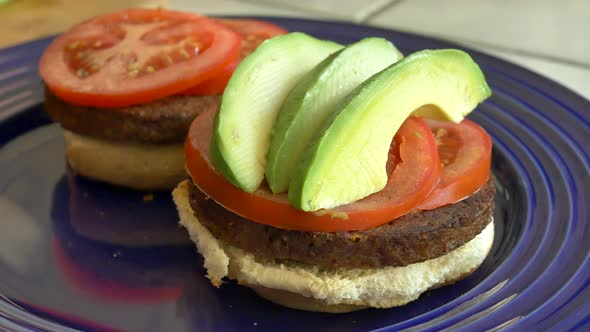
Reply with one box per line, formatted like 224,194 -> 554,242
1,0 -> 588,99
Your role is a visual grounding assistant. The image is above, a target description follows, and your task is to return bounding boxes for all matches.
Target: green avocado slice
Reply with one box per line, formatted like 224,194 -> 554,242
265,37 -> 403,194
210,32 -> 342,192
288,49 -> 491,211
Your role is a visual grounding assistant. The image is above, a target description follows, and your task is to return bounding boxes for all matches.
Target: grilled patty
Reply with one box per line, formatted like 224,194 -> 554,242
188,179 -> 495,270
45,88 -> 219,144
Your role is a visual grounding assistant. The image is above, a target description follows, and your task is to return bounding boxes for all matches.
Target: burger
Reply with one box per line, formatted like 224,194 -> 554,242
173,33 -> 494,312
39,8 -> 286,190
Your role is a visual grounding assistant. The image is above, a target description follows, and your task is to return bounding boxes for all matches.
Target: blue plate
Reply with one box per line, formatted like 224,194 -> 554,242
0,17 -> 589,332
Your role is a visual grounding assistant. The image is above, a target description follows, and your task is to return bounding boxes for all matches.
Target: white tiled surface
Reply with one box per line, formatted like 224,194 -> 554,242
474,47 -> 590,100
170,0 -> 309,18
243,0 -> 394,22
170,0 -> 590,101
369,0 -> 590,66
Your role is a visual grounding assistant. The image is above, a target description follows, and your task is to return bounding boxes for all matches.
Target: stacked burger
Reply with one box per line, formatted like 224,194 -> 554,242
39,9 -> 286,190
173,33 -> 495,311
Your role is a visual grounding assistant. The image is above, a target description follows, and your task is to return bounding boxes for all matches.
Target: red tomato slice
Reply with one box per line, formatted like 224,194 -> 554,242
39,9 -> 241,108
417,119 -> 492,210
180,57 -> 238,95
185,107 -> 440,232
182,19 -> 288,95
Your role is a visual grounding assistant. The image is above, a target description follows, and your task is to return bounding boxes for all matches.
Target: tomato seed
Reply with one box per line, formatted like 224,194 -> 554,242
76,68 -> 89,78
128,62 -> 140,70
68,41 -> 81,50
179,49 -> 190,59
435,128 -> 448,138
145,66 -> 156,73
162,55 -> 173,65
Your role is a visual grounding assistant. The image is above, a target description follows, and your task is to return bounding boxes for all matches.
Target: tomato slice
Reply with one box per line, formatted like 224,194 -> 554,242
182,19 -> 288,95
181,58 -> 239,95
417,119 -> 492,210
185,107 -> 440,232
39,9 -> 241,108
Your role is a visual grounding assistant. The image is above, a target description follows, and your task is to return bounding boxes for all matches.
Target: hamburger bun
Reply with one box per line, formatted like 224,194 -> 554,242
64,130 -> 186,191
173,180 -> 494,312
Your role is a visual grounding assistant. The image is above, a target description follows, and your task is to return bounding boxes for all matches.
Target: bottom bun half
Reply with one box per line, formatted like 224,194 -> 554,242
64,131 -> 186,191
173,180 -> 495,313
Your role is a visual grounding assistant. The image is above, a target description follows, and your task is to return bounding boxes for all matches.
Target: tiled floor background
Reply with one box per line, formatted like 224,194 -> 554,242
171,0 -> 590,100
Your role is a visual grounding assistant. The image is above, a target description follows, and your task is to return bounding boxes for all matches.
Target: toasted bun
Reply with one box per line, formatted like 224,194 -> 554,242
64,130 -> 186,191
173,180 -> 494,312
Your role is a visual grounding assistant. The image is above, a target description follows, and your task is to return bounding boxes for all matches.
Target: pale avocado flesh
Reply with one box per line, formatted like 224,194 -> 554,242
210,32 -> 343,192
288,49 -> 491,211
265,37 -> 403,194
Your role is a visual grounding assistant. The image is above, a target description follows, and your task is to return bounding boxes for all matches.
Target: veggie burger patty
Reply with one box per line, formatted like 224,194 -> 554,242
45,88 -> 219,144
187,178 -> 495,269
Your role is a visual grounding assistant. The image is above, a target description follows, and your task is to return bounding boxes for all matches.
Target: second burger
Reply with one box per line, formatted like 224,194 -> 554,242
39,8 -> 287,190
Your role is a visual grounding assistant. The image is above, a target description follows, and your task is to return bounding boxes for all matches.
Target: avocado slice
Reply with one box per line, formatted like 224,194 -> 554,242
289,49 -> 491,211
210,32 -> 342,192
265,38 -> 403,194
